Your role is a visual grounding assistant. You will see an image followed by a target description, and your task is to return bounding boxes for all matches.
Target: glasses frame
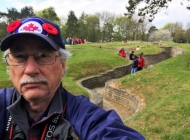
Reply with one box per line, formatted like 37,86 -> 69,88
4,52 -> 60,66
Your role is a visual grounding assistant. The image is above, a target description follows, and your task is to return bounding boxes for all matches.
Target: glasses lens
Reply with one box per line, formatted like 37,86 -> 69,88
5,52 -> 58,66
35,52 -> 55,65
6,53 -> 27,66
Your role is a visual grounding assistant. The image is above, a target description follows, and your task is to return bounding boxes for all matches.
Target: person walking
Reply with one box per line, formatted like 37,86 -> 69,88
131,55 -> 139,74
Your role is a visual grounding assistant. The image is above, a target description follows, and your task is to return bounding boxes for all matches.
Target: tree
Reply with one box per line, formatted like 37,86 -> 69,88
185,28 -> 190,43
114,15 -> 150,41
0,6 -> 35,23
173,28 -> 185,43
85,14 -> 100,42
185,22 -> 190,30
162,23 -> 176,37
20,6 -> 35,18
65,10 -> 78,38
138,17 -> 151,41
95,11 -> 116,42
0,8 -> 20,23
148,26 -> 158,34
162,22 -> 184,39
102,13 -> 116,42
77,12 -> 88,39
148,30 -> 172,42
102,22 -> 114,42
0,21 -> 7,42
35,7 -> 60,25
114,16 -> 132,41
130,17 -> 140,40
0,6 -> 35,41
125,0 -> 190,22
161,22 -> 187,42
147,26 -> 158,39
60,24 -> 68,40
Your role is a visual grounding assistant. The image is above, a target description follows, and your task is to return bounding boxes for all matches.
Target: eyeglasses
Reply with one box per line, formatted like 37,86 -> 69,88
4,52 -> 60,66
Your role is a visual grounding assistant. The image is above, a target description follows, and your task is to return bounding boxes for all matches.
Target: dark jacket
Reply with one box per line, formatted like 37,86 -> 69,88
132,59 -> 139,68
0,85 -> 145,140
129,53 -> 134,60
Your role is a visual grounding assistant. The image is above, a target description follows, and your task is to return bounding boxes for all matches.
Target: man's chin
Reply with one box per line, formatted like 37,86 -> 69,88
22,89 -> 49,100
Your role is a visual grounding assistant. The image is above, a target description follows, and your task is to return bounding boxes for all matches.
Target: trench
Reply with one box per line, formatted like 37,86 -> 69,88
92,87 -> 132,120
78,47 -> 185,121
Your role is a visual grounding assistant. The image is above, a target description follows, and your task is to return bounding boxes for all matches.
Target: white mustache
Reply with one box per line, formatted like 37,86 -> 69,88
20,76 -> 48,85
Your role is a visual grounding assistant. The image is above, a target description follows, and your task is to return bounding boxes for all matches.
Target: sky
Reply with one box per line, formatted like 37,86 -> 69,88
0,0 -> 190,29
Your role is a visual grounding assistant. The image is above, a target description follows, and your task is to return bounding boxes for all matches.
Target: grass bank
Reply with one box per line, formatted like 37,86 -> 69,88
1,41 -> 186,139
115,42 -> 190,140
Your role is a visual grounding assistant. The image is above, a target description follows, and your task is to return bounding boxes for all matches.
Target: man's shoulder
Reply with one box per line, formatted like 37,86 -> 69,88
65,90 -> 100,113
0,88 -> 14,137
0,88 -> 14,109
0,88 -> 14,105
0,87 -> 14,92
66,90 -> 90,103
0,88 -> 15,96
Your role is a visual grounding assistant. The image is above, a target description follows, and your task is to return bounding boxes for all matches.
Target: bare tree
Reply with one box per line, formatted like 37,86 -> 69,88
125,0 -> 190,22
95,11 -> 116,42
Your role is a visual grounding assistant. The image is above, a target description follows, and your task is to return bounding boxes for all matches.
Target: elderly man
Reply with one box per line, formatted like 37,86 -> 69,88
0,16 -> 145,140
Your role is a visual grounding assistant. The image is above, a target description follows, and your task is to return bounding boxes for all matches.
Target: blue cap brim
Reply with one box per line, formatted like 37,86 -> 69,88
0,32 -> 65,51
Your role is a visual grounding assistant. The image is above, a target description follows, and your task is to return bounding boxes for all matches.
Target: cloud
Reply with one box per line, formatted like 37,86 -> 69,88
1,0 -> 190,29
151,1 -> 190,29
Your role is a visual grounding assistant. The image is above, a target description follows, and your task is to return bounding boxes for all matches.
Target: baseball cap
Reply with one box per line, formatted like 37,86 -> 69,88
0,16 -> 65,51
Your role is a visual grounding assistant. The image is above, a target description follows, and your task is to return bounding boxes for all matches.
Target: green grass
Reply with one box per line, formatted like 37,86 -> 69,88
62,76 -> 89,96
117,43 -> 190,140
66,47 -> 129,80
0,52 -> 9,80
0,41 -> 189,139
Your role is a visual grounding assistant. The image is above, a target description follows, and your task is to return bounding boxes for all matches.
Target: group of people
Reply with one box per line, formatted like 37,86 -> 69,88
66,37 -> 86,45
118,46 -> 141,59
0,16 -> 145,139
118,48 -> 145,74
129,51 -> 145,74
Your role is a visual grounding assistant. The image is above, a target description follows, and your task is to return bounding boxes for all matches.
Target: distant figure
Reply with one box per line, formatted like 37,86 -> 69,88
131,55 -> 138,74
119,48 -> 126,58
61,37 -> 65,44
129,50 -> 135,60
137,53 -> 145,71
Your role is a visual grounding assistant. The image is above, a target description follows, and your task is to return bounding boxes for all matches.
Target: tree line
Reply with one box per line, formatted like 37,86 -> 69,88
0,6 -> 190,43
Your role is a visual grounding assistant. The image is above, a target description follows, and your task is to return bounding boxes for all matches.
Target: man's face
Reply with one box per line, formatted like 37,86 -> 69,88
9,36 -> 65,102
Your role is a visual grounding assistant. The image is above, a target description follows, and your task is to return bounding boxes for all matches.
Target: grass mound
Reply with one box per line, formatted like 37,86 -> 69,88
1,41 -> 189,139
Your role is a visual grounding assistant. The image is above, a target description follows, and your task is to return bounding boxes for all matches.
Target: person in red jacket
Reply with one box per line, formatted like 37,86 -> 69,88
119,48 -> 126,58
137,52 -> 145,71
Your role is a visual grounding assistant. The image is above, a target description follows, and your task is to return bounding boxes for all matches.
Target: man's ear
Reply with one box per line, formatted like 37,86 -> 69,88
61,61 -> 66,76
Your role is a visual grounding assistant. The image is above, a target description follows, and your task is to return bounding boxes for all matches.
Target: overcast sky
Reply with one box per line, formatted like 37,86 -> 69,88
1,0 -> 190,29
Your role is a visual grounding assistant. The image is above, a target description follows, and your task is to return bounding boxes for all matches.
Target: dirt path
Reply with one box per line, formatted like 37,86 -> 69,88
92,87 -> 132,121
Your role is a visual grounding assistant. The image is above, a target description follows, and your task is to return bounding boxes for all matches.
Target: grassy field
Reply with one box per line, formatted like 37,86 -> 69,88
0,41 -> 189,139
117,42 -> 190,140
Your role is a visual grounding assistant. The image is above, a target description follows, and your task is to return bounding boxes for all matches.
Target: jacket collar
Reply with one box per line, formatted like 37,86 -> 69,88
7,84 -> 66,136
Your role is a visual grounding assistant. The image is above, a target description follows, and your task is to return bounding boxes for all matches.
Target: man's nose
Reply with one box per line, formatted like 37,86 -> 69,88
24,56 -> 40,74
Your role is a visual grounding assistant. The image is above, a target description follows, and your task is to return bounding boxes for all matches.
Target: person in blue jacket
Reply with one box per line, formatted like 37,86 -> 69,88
0,16 -> 145,140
